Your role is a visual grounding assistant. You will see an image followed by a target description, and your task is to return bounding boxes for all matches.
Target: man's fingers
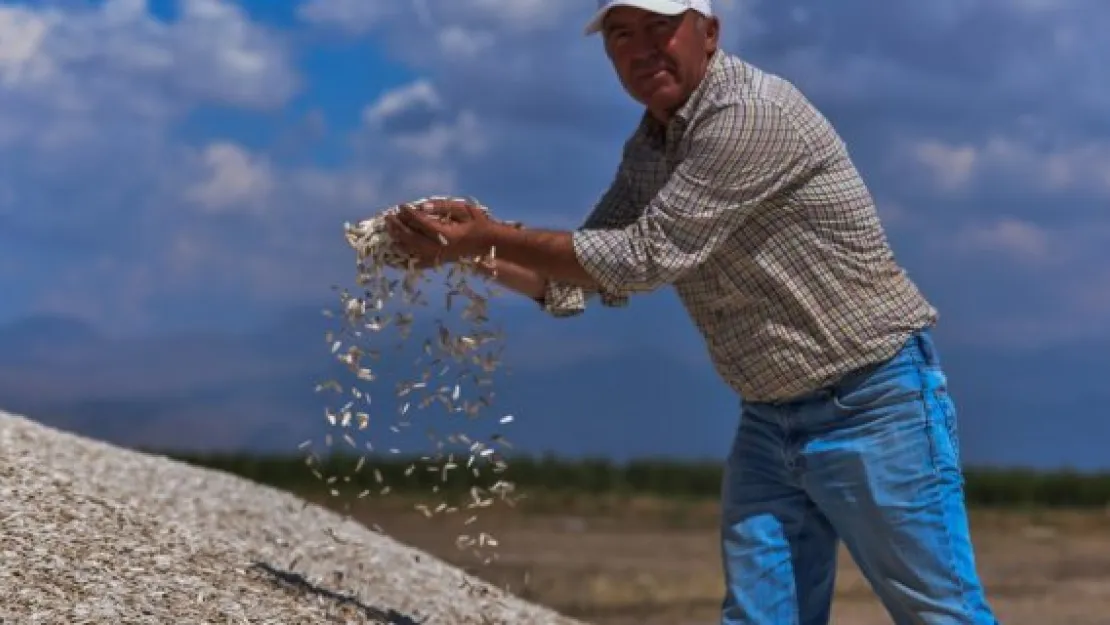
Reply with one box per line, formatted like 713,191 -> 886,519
385,214 -> 419,242
463,203 -> 486,220
387,216 -> 430,251
420,198 -> 469,213
420,198 -> 473,220
397,206 -> 448,242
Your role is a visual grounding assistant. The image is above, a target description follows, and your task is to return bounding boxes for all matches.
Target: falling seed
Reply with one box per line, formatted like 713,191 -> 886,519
315,196 -> 523,566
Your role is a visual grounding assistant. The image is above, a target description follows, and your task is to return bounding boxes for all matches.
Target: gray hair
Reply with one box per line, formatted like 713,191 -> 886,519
694,13 -> 711,33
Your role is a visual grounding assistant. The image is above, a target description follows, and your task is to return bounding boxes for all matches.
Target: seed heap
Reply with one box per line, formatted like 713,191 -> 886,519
305,196 -> 521,566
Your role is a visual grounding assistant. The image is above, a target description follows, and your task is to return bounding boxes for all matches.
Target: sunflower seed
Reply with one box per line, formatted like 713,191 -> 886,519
314,196 -> 523,566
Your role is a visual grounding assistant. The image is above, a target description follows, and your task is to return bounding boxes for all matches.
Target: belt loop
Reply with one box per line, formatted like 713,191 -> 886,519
916,328 -> 938,367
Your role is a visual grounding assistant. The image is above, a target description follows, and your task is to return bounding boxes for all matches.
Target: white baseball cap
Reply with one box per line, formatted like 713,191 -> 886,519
583,0 -> 714,36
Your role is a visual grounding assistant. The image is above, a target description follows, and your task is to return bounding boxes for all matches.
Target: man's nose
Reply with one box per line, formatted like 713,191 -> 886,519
628,39 -> 660,63
624,27 -> 663,54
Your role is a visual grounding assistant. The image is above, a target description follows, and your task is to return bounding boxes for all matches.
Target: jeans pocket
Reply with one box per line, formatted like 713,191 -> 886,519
831,361 -> 924,415
931,386 -> 962,471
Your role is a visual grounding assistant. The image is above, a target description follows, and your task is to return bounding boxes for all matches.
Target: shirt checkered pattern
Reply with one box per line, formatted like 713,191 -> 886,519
540,51 -> 938,403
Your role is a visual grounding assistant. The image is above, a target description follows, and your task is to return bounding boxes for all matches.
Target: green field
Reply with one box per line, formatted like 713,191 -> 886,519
159,450 -> 1110,624
166,451 -> 1110,508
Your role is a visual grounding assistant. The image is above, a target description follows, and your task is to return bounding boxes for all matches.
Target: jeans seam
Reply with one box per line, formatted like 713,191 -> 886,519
916,362 -> 972,618
919,384 -> 940,479
939,390 -> 962,471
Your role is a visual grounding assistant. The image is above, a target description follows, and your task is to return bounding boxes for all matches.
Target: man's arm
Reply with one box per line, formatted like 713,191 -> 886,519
463,255 -> 589,318
482,225 -> 597,287
482,99 -> 814,296
469,256 -> 546,300
529,159 -> 642,317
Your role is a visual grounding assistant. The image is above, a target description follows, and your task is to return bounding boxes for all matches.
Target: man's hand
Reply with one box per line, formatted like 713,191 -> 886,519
385,198 -> 494,268
384,196 -> 600,289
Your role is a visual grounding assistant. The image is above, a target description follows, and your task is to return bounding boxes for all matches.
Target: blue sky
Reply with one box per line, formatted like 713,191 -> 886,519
2,0 -> 1109,468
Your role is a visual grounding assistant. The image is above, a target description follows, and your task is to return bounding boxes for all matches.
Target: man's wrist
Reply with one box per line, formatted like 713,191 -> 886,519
478,220 -> 516,254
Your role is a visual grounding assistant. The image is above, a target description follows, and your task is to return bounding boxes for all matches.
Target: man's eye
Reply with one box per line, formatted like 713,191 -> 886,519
654,16 -> 682,29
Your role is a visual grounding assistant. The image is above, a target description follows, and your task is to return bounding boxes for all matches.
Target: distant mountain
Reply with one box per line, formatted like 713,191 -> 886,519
0,307 -> 1108,470
0,314 -> 102,364
0,305 -> 737,459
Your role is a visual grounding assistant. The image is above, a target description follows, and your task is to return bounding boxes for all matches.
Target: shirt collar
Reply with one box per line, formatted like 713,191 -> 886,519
637,50 -> 725,146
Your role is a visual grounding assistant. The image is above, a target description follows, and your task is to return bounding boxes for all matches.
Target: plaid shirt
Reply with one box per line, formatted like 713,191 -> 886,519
540,51 -> 938,403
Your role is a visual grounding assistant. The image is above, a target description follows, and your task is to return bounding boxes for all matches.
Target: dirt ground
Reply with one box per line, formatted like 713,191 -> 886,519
310,494 -> 1110,624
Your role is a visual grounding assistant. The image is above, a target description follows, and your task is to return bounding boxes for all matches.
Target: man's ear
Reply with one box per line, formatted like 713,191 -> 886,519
704,17 -> 720,53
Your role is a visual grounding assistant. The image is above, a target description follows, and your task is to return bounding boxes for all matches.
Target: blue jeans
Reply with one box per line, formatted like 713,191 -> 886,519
719,329 -> 998,624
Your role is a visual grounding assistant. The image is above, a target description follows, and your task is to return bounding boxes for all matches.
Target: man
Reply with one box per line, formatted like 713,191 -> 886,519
386,1 -> 1000,623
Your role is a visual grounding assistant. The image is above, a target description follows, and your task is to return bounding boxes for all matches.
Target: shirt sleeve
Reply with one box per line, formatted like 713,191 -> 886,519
536,159 -> 640,318
572,99 -> 813,296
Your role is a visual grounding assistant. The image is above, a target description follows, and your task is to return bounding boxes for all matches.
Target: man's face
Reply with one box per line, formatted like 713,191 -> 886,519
601,7 -> 719,120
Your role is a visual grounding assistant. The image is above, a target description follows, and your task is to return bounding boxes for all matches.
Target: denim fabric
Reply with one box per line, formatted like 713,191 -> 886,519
719,329 -> 998,625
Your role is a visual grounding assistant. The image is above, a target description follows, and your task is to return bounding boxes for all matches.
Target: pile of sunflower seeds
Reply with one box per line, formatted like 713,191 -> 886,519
305,196 -> 520,566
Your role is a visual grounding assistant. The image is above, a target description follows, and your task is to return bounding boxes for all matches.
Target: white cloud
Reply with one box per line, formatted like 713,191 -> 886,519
298,0 -> 758,45
0,5 -> 54,87
5,0 -> 1108,349
186,142 -> 274,213
4,0 -> 756,334
172,0 -> 298,108
391,110 -> 485,161
362,80 -> 487,161
920,215 -> 1110,347
980,137 -> 1110,194
910,135 -> 1110,196
6,0 -> 295,107
437,26 -> 495,58
0,0 -> 297,161
362,79 -> 441,124
0,1 -> 384,331
287,167 -> 382,209
295,0 -> 397,35
951,218 -> 1054,265
300,0 -> 577,34
455,0 -> 575,31
912,140 -> 978,191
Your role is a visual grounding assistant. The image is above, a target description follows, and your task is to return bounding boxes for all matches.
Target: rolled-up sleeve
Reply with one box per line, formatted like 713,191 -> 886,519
537,281 -> 588,317
572,99 -> 813,296
538,159 -> 639,318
